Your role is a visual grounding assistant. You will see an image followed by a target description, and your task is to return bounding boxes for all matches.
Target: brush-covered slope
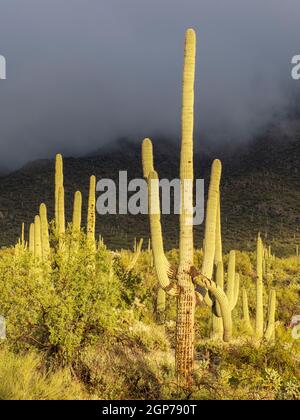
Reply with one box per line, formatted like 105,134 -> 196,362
0,123 -> 300,255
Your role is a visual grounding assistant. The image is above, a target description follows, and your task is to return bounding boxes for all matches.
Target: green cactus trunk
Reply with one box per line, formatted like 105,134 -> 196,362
265,289 -> 276,342
176,28 -> 196,385
212,198 -> 224,340
40,203 -> 50,260
87,175 -> 96,245
58,186 -> 65,235
212,261 -> 224,340
72,191 -> 82,232
29,223 -> 35,254
34,215 -> 42,259
255,234 -> 264,340
226,250 -> 236,309
55,154 -> 63,228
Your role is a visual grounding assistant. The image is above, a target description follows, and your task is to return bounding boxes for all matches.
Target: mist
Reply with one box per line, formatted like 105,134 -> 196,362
0,0 -> 300,170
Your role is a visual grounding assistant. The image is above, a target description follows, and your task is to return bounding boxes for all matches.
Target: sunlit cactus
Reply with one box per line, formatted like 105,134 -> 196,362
226,250 -> 236,309
142,138 -> 154,178
58,186 -> 65,237
29,223 -> 35,254
255,234 -> 264,340
202,160 -> 222,281
265,289 -> 276,342
72,191 -> 82,232
40,203 -> 50,260
144,28 -> 196,385
34,215 -> 42,259
55,154 -> 63,228
125,238 -> 143,272
87,175 -> 96,244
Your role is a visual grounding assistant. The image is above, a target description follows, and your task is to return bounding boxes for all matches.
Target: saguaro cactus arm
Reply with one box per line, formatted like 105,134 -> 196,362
148,171 -> 178,295
191,267 -> 232,342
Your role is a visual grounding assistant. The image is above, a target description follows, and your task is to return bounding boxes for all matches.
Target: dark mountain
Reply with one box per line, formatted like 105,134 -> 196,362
0,123 -> 300,256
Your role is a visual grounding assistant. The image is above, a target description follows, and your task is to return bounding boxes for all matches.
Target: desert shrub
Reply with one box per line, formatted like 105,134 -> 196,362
0,229 -> 125,363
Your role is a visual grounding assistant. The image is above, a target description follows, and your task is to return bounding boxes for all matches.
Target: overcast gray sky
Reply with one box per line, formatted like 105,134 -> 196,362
0,0 -> 299,169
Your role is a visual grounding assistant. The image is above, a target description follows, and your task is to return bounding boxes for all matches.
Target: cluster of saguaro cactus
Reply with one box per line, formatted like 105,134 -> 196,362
142,28 -> 278,385
142,28 -> 242,384
242,234 -> 276,342
19,153 -> 97,262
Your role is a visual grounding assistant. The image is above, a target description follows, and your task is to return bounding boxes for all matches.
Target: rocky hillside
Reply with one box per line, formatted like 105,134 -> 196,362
1,122 -> 300,255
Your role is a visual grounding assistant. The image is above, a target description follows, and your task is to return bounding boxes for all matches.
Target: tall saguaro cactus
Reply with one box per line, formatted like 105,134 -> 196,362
142,137 -> 166,323
144,29 -> 196,385
87,175 -> 96,244
212,193 -> 224,339
34,215 -> 42,259
256,234 -> 264,340
40,203 -> 50,260
176,28 -> 196,384
72,191 -> 82,232
265,289 -> 276,342
57,186 -> 65,236
55,154 -> 63,228
29,223 -> 35,254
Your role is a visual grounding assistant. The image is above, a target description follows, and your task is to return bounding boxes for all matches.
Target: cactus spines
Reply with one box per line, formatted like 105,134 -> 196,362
29,223 -> 35,254
242,288 -> 253,334
72,191 -> 82,232
142,138 -> 154,178
55,154 -> 63,227
255,234 -> 264,340
265,289 -> 276,342
34,215 -> 42,259
39,203 -> 50,260
87,175 -> 96,243
57,186 -> 65,236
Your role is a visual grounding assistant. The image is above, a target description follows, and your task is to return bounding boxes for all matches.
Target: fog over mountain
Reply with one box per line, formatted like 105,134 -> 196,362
0,0 -> 300,170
